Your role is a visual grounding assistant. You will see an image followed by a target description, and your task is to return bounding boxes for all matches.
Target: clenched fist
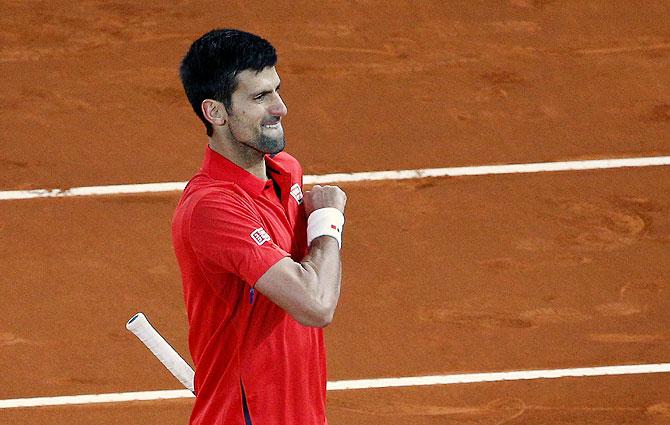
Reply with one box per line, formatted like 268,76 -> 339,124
303,185 -> 347,217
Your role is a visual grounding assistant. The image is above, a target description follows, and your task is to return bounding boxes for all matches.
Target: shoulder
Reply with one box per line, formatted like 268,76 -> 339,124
179,177 -> 250,213
196,184 -> 249,209
185,186 -> 259,234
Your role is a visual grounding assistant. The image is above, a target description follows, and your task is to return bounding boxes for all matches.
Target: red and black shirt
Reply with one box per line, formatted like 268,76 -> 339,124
172,146 -> 327,425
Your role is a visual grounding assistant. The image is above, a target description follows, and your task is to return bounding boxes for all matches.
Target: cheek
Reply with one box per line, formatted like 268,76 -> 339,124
230,108 -> 250,126
234,106 -> 262,124
228,111 -> 261,139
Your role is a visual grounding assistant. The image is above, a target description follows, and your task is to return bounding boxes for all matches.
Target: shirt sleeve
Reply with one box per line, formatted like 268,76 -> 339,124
189,190 -> 289,286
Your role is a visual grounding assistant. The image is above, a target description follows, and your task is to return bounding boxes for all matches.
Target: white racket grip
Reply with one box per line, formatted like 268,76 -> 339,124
126,312 -> 195,393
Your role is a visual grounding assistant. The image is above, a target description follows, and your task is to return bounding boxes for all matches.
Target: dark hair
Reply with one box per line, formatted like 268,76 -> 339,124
179,29 -> 277,136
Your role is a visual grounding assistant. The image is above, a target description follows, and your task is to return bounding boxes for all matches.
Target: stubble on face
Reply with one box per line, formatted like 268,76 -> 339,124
226,111 -> 286,155
223,67 -> 287,157
258,131 -> 285,154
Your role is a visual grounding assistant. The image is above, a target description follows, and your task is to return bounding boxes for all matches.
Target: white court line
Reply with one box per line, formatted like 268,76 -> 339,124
1,156 -> 669,201
2,363 -> 670,409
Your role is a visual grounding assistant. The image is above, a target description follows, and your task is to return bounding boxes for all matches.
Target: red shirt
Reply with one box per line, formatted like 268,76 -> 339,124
172,146 -> 327,425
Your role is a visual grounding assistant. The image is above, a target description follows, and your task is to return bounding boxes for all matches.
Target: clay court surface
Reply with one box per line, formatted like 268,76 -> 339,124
2,1 -> 670,424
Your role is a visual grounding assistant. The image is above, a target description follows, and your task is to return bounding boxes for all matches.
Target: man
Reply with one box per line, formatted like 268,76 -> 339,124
172,29 -> 346,425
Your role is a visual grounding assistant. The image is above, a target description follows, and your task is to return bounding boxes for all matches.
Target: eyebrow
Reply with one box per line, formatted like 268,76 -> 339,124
253,83 -> 281,98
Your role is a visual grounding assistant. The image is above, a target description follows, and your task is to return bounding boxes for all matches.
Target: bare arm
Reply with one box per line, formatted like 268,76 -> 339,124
254,185 -> 346,327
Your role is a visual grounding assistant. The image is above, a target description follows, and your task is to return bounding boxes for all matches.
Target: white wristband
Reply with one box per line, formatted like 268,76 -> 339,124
307,207 -> 345,249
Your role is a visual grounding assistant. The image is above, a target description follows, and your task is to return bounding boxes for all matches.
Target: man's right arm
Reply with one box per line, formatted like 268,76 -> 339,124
254,185 -> 346,328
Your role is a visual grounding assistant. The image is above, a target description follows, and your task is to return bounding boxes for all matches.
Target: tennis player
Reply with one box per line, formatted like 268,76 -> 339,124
172,29 -> 346,425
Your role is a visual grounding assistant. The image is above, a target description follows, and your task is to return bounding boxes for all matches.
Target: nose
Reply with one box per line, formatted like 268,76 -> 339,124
270,93 -> 288,117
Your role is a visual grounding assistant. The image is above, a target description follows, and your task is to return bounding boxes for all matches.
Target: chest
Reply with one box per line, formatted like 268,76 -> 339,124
253,181 -> 307,259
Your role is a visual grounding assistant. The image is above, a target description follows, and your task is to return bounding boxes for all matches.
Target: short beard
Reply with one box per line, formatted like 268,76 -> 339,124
227,124 -> 286,156
258,133 -> 285,155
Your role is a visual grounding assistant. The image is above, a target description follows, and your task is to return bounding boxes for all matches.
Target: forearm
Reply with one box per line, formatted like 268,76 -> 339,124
300,236 -> 342,325
254,184 -> 346,327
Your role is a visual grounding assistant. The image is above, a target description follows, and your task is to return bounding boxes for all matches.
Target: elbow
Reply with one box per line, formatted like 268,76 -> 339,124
314,308 -> 335,328
296,304 -> 335,328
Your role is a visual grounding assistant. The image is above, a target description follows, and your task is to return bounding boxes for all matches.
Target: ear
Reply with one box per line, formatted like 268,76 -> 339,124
201,99 -> 228,128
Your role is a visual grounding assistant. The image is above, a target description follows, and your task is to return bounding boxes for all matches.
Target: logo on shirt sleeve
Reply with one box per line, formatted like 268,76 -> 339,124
250,227 -> 272,246
290,183 -> 303,204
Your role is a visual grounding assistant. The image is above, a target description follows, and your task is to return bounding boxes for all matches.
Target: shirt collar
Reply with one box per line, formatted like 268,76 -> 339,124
201,145 -> 287,197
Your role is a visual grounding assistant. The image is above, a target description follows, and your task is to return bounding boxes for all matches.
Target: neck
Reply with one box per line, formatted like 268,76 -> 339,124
208,136 -> 267,180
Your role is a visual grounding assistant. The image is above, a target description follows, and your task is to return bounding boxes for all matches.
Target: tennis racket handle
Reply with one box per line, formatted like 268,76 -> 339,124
126,312 -> 195,393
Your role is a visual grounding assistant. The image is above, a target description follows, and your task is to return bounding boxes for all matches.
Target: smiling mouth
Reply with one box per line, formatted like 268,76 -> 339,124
262,121 -> 282,129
